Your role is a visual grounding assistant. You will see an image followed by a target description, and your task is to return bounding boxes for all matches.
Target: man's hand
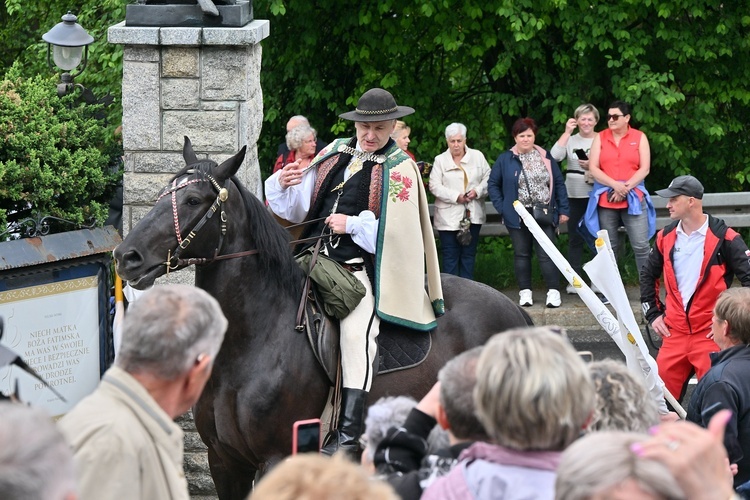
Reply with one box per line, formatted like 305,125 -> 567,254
325,213 -> 348,234
278,160 -> 305,188
651,314 -> 671,338
559,214 -> 569,225
415,382 -> 441,419
465,189 -> 478,201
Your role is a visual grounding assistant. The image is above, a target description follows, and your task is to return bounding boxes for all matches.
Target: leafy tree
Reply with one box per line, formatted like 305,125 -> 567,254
0,66 -> 121,240
256,0 -> 750,193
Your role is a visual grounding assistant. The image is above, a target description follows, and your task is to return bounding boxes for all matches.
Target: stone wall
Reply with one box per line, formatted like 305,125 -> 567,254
108,20 -> 270,287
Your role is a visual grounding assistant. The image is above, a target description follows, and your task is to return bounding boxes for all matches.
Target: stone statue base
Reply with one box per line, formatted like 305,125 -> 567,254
126,1 -> 252,27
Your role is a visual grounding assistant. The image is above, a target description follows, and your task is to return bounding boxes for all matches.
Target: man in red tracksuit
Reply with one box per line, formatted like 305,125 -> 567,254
641,175 -> 750,400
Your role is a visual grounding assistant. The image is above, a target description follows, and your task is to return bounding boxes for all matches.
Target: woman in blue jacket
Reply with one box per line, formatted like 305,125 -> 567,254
488,117 -> 569,308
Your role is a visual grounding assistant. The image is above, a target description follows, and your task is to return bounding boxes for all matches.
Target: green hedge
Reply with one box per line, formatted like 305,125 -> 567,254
0,65 -> 120,239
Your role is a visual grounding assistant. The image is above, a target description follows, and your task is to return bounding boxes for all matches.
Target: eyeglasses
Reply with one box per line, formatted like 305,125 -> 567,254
607,114 -> 625,121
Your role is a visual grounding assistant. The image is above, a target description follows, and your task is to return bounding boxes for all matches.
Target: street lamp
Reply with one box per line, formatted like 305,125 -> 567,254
42,12 -> 94,97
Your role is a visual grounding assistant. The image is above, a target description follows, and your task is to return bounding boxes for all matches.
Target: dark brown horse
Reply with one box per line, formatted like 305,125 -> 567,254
114,138 -> 532,499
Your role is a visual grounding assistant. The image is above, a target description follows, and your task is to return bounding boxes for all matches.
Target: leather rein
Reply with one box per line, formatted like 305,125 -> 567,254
157,169 -> 327,273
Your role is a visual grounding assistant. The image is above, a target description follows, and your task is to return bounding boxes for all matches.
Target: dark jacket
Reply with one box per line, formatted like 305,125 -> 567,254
640,215 -> 750,336
373,408 -> 472,500
488,145 -> 569,230
687,344 -> 750,487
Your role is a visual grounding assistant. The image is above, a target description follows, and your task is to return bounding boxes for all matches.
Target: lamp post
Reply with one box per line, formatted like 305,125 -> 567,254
42,12 -> 94,97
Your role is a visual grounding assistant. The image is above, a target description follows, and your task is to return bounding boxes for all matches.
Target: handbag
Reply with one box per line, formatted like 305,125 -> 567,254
455,164 -> 473,245
532,203 -> 554,227
457,208 -> 472,246
520,168 -> 554,227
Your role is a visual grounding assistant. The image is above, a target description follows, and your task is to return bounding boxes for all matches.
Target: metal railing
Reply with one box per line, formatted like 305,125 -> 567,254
429,192 -> 750,236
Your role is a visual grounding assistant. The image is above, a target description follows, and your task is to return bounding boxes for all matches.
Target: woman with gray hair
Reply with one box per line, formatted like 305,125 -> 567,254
422,326 -> 595,499
360,395 -> 418,474
556,431 -> 685,500
429,122 -> 491,280
272,124 -> 318,173
587,359 -> 661,433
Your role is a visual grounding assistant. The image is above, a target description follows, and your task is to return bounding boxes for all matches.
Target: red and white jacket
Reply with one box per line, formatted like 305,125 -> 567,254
640,215 -> 750,336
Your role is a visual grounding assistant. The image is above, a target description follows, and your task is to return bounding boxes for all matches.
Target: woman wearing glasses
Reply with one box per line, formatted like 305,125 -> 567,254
586,101 -> 655,272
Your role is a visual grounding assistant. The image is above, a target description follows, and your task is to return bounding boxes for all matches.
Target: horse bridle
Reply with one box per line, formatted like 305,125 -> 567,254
157,169 -> 250,272
155,169 -> 329,273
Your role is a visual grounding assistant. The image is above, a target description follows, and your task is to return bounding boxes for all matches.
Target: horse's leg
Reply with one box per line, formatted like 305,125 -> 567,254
207,447 -> 255,500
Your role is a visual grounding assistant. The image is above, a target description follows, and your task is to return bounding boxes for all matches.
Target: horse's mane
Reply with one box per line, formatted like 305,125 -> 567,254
173,162 -> 304,296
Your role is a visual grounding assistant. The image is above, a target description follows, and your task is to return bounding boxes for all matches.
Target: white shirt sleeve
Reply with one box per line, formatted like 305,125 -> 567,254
346,210 -> 379,254
264,169 -> 317,223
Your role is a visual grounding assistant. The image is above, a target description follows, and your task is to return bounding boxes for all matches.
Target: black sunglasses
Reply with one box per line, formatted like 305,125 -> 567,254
607,114 -> 625,121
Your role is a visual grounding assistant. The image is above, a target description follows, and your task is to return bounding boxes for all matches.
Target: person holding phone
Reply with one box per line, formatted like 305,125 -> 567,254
550,104 -> 600,293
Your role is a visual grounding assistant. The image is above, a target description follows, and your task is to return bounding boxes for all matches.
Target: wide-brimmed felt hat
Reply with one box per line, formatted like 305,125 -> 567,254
339,88 -> 415,122
655,175 -> 704,199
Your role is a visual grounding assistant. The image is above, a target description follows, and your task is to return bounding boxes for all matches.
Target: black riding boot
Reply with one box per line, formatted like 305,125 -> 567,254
321,388 -> 367,458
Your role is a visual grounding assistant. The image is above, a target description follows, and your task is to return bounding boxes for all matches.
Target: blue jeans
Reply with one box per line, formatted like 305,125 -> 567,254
567,197 -> 593,277
597,199 -> 651,272
507,224 -> 560,290
438,224 -> 482,280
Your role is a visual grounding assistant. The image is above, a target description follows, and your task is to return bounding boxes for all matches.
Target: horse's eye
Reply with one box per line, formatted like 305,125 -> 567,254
187,197 -> 202,206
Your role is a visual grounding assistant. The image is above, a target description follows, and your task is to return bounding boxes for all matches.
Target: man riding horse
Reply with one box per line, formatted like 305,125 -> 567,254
266,88 -> 444,456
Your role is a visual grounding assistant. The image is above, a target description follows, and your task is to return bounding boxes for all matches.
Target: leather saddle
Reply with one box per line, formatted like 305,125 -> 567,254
301,284 -> 432,385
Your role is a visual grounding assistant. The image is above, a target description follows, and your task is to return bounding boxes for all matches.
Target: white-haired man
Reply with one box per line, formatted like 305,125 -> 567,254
266,88 -> 443,456
58,285 -> 228,500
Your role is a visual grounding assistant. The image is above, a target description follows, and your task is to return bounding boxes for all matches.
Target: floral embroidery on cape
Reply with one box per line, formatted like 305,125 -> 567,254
388,171 -> 412,202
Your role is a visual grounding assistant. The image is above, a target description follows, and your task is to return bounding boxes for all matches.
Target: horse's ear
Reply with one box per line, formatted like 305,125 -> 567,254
215,145 -> 247,181
183,136 -> 199,165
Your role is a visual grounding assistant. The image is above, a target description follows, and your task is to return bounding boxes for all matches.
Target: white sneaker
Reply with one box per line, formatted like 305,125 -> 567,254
565,284 -> 576,295
519,289 -> 533,307
546,289 -> 561,308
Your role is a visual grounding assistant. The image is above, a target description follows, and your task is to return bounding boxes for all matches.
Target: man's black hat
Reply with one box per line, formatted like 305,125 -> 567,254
655,175 -> 704,199
339,88 -> 415,122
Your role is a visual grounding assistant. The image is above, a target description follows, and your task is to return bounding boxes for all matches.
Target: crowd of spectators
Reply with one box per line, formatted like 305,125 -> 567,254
3,309 -> 746,500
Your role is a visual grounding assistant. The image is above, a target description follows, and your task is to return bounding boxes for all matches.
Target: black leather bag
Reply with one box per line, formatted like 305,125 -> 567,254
521,167 -> 554,227
532,203 -> 554,227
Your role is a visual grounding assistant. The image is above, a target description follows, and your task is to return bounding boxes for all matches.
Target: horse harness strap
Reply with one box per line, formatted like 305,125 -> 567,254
157,169 -> 230,272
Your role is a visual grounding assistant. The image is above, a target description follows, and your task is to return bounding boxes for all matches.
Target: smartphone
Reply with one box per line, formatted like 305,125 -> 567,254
292,419 -> 321,455
578,350 -> 594,363
573,149 -> 588,161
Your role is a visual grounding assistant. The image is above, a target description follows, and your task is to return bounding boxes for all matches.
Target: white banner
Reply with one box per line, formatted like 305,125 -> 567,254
0,277 -> 101,416
584,237 -> 678,416
513,202 -> 677,415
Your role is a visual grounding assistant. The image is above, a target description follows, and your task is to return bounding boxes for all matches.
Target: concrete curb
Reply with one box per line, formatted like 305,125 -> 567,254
501,287 -> 646,343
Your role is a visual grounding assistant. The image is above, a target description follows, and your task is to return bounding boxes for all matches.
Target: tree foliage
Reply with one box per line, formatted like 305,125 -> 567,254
0,66 -> 121,239
256,0 -> 750,192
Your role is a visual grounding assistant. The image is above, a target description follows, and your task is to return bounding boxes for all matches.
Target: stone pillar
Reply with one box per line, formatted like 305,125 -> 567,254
108,20 -> 270,285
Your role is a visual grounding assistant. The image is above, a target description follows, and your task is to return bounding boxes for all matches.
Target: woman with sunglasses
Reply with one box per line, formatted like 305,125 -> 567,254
586,101 -> 655,273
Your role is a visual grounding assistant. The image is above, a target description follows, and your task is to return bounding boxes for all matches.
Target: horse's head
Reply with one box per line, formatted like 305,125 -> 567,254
114,137 -> 247,289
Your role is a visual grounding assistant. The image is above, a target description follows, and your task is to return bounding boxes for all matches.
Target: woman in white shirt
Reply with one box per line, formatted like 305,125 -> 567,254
550,104 -> 599,293
429,123 -> 491,280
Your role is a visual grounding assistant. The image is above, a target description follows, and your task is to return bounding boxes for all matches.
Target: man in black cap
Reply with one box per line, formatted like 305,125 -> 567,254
266,88 -> 444,456
641,175 -> 750,401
